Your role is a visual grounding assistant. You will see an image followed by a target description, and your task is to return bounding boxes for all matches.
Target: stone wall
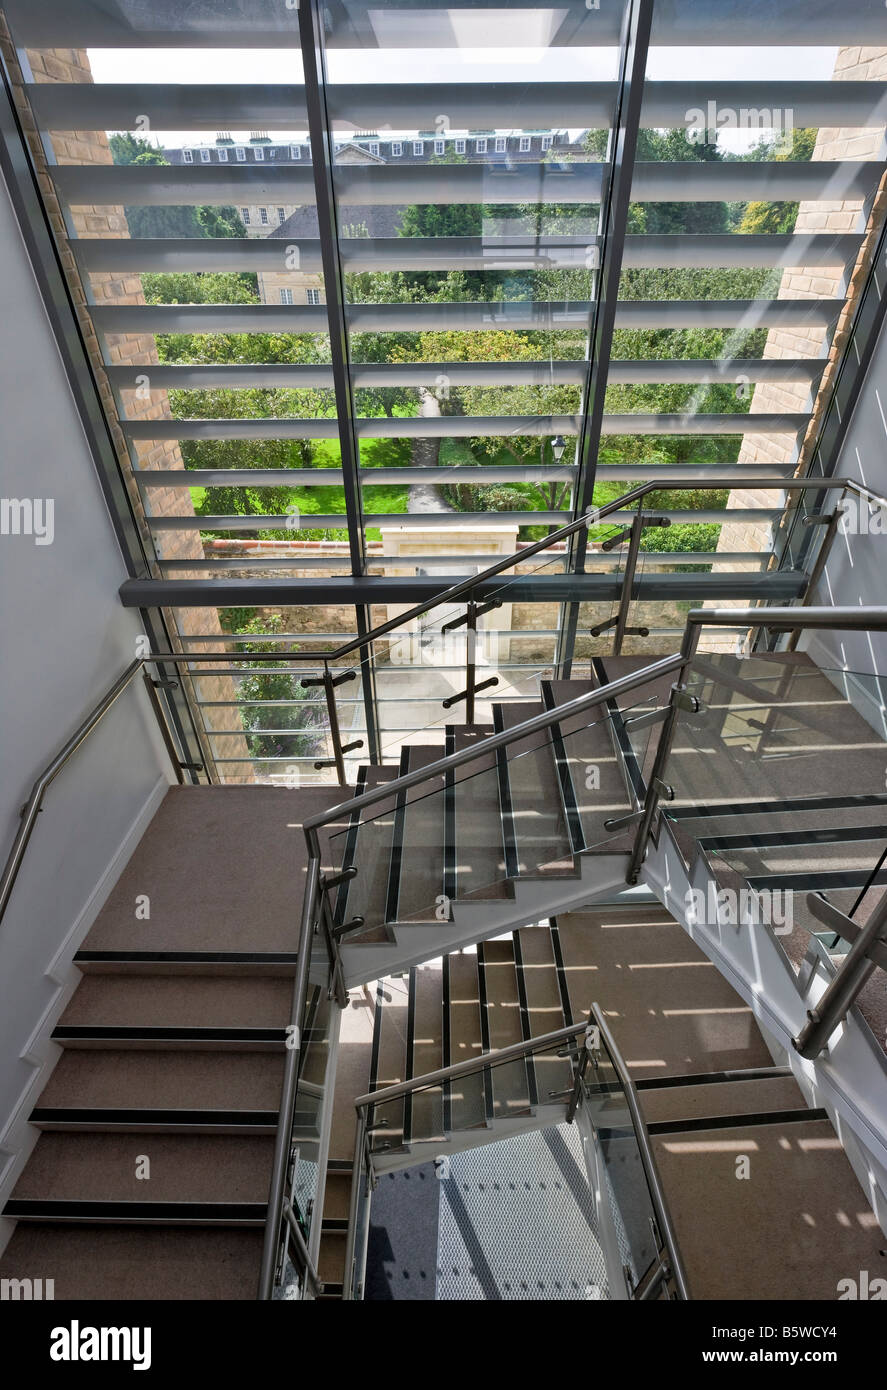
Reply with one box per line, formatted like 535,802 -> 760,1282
706,47 -> 887,650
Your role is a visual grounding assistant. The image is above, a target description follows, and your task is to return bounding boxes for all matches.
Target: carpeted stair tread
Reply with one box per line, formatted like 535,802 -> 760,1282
652,1116 -> 887,1300
0,1224 -> 263,1299
82,785 -> 350,954
58,975 -> 292,1029
35,1049 -> 285,1113
10,1132 -> 274,1204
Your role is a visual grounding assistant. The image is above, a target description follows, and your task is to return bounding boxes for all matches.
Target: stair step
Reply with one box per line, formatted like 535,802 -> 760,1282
73,951 -> 302,976
478,940 -> 531,1118
450,724 -> 502,900
652,1116 -> 887,1300
367,975 -> 409,1151
543,680 -> 636,852
57,974 -> 293,1031
445,950 -> 488,1132
8,1132 -> 274,1205
515,926 -> 574,1102
635,1071 -> 805,1126
0,1224 -> 264,1299
79,785 -> 349,955
556,907 -> 774,1079
335,765 -> 399,943
34,1049 -> 287,1116
391,744 -> 447,924
494,702 -> 572,874
407,961 -> 444,1143
3,1199 -> 268,1225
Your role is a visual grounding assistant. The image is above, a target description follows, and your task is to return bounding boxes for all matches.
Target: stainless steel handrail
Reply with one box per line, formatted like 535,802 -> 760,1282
302,652 -> 687,836
343,1009 -> 689,1301
299,474 -> 884,667
590,1004 -> 690,1300
353,1019 -> 587,1109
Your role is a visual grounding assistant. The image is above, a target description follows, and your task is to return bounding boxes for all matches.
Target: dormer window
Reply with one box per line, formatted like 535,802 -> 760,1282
495,136 -> 506,153
290,145 -> 301,159
200,148 -> 211,162
391,141 -> 402,156
254,146 -> 265,161
235,147 -> 245,161
541,135 -> 553,150
182,148 -> 194,163
217,147 -> 228,161
519,136 -> 531,152
413,140 -> 423,156
434,139 -> 445,155
476,138 -> 487,154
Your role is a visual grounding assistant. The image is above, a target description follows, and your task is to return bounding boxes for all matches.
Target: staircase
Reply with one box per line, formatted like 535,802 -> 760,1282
2,653 -> 887,1300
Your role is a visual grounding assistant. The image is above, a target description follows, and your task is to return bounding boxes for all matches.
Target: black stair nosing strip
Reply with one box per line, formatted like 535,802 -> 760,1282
52,1025 -> 288,1043
403,966 -> 417,1146
384,745 -> 411,928
700,822 -> 887,854
318,1282 -> 345,1297
74,950 -> 301,966
512,933 -> 539,1109
668,792 -> 887,823
745,868 -> 887,893
540,682 -> 585,855
492,705 -> 521,879
474,945 -> 496,1125
4,1199 -> 267,1223
334,763 -> 367,926
29,1107 -> 286,1127
644,1106 -> 829,1137
635,1066 -> 794,1091
320,1217 -> 349,1232
548,917 -> 574,1028
366,978 -> 386,1132
591,655 -> 647,807
327,1159 -> 353,1173
442,953 -> 453,1134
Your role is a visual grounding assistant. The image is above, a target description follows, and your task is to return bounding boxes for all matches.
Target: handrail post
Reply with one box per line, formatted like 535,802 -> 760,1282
626,620 -> 702,884
465,599 -> 477,726
342,1110 -> 367,1301
258,854 -> 321,1299
793,888 -> 887,1058
323,661 -> 348,788
613,508 -> 645,657
786,501 -> 843,652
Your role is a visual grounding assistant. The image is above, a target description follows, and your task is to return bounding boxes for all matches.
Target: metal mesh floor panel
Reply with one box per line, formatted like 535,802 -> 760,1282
435,1124 -> 610,1300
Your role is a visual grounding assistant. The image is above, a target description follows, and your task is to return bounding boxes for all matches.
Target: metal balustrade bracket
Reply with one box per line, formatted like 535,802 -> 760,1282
331,670 -> 358,688
331,916 -> 366,941
672,690 -> 703,714
623,706 -> 668,732
652,778 -> 675,801
805,892 -> 887,972
150,678 -> 179,691
803,511 -> 839,527
320,866 -> 358,893
299,676 -> 326,689
178,762 -> 205,772
605,808 -> 646,832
